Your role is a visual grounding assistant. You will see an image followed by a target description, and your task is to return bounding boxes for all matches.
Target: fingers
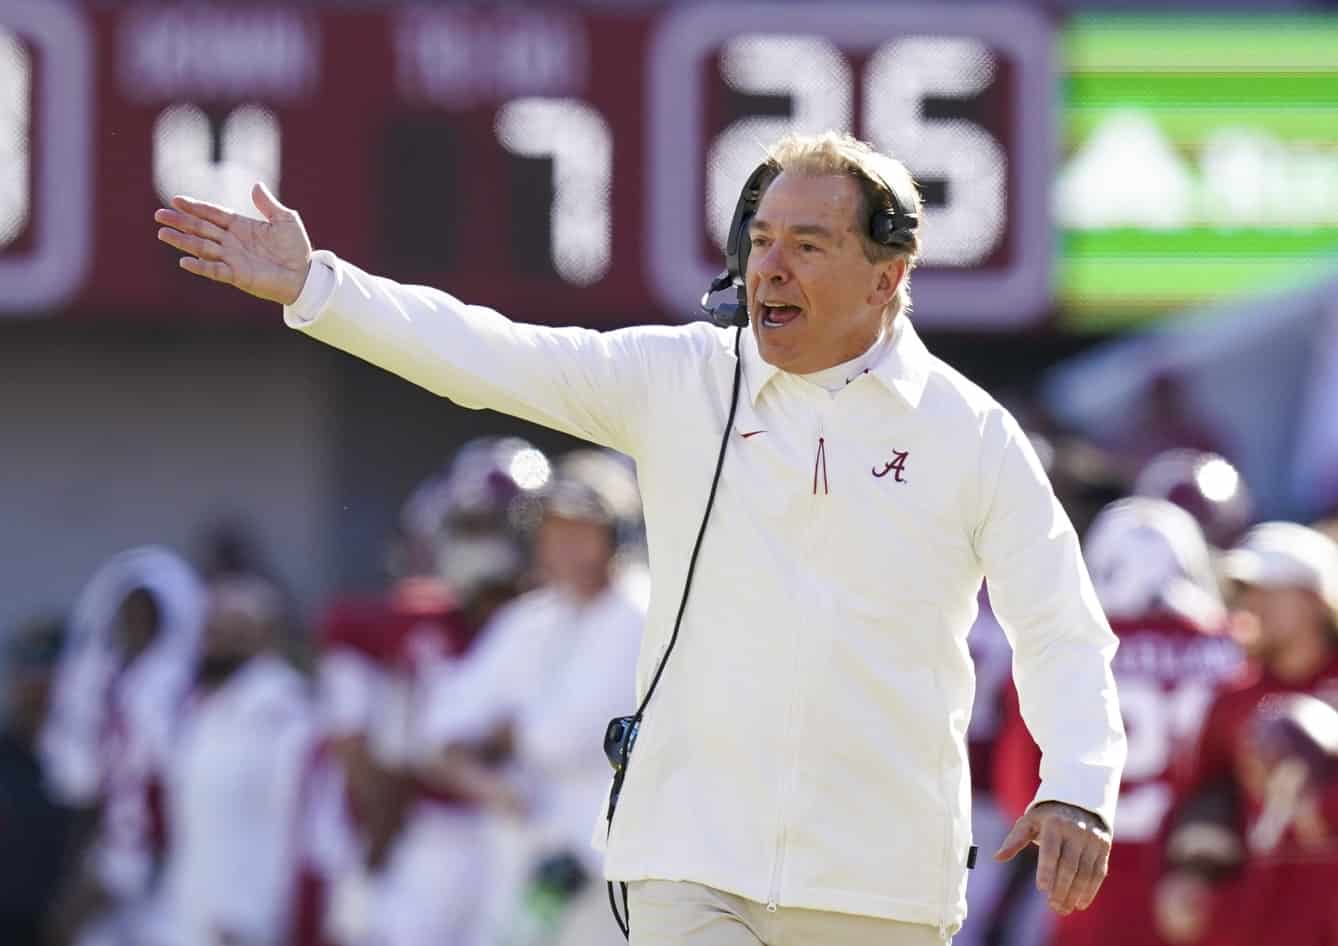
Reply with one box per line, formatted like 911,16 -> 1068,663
1048,839 -> 1080,910
251,181 -> 288,221
994,815 -> 1040,862
157,226 -> 224,262
154,207 -> 228,245
1073,843 -> 1108,911
178,256 -> 234,284
1037,818 -> 1110,915
169,195 -> 235,230
1035,816 -> 1063,897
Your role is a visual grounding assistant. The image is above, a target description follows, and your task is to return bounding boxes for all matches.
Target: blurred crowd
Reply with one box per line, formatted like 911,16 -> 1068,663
4,426 -> 1338,946
961,437 -> 1338,946
2,437 -> 646,946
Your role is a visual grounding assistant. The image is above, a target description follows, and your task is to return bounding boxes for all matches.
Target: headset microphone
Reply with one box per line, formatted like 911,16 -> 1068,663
699,271 -> 748,328
697,162 -> 779,329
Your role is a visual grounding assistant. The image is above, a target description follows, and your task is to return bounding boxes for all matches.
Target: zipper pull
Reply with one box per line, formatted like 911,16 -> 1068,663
766,900 -> 779,913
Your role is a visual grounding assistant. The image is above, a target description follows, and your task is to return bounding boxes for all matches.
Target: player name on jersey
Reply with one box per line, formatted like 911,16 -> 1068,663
1111,625 -> 1240,682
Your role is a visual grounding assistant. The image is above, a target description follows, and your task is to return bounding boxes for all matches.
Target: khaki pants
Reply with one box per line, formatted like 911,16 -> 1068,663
625,880 -> 951,946
554,880 -> 634,946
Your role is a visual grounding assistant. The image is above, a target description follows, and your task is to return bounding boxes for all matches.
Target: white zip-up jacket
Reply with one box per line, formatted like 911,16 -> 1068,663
285,252 -> 1126,933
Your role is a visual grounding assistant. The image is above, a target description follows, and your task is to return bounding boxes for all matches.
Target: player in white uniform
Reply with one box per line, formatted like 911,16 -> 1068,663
414,449 -> 646,946
42,547 -> 203,946
148,576 -> 315,946
297,438 -> 553,946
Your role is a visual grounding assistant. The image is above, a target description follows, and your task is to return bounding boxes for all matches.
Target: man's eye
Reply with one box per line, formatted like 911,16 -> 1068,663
750,236 -> 770,248
799,243 -> 819,252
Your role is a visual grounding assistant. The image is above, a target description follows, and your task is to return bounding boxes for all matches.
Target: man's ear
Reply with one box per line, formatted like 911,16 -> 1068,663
868,258 -> 908,308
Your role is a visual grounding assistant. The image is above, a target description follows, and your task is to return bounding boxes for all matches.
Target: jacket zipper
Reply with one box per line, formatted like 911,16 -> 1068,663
765,826 -> 786,912
766,650 -> 801,911
766,647 -> 805,912
770,457 -> 824,911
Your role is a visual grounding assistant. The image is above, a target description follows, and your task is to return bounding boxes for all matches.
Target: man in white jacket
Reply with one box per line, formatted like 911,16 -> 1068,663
154,131 -> 1126,945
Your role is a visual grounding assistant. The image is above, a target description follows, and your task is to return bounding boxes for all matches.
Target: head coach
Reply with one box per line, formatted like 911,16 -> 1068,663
155,131 -> 1127,946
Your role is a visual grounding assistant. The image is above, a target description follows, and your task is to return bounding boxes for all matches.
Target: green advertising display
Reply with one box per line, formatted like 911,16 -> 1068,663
1060,17 -> 1338,329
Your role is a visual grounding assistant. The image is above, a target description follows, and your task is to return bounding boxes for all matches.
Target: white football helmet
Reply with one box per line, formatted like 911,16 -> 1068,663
1083,497 -> 1224,625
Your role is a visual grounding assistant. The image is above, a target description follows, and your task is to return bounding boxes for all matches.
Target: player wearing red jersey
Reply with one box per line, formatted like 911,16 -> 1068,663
1155,522 -> 1338,946
410,449 -> 646,946
294,437 -> 550,946
994,497 -> 1239,946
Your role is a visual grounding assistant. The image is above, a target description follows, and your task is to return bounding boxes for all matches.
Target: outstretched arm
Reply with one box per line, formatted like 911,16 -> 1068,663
155,185 -> 697,457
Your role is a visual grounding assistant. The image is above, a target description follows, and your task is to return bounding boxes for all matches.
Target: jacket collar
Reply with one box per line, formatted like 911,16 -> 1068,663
741,315 -> 931,409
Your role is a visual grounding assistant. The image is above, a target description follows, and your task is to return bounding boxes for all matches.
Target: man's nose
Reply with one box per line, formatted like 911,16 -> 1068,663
753,244 -> 789,282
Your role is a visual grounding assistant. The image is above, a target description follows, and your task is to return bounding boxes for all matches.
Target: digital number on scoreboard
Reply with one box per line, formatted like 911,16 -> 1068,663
0,1 -> 1050,327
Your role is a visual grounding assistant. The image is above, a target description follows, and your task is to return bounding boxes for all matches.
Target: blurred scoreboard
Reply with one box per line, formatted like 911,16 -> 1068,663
0,1 -> 1051,328
1059,16 -> 1338,329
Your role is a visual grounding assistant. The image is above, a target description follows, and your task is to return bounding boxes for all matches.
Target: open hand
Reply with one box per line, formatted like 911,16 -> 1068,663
995,800 -> 1111,915
154,182 -> 312,305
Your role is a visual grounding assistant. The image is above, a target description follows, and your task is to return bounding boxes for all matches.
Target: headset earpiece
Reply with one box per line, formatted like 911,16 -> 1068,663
870,200 -> 918,250
726,162 -> 780,289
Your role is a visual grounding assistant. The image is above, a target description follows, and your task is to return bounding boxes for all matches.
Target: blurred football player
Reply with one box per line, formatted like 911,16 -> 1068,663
1155,522 -> 1338,946
994,498 -> 1240,946
297,436 -> 550,946
42,548 -> 203,946
400,435 -> 553,628
1241,692 -> 1338,853
149,575 -> 315,946
413,448 -> 645,946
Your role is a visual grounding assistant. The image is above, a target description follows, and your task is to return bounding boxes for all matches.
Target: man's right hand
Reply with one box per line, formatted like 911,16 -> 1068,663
154,181 -> 313,306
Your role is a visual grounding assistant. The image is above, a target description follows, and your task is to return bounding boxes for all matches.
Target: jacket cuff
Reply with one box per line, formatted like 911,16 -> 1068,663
283,250 -> 339,327
1029,779 -> 1118,835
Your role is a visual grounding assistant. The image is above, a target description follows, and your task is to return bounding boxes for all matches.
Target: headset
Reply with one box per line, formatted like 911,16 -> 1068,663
604,158 -> 920,938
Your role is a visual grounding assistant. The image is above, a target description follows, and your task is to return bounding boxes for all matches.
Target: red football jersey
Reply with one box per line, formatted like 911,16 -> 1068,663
1166,655 -> 1338,946
319,578 -> 474,667
994,612 -> 1240,946
317,577 -> 478,790
292,580 -> 483,945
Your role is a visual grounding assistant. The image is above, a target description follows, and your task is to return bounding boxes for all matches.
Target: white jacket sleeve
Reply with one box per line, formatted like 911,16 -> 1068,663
972,409 -> 1127,832
284,251 -> 688,458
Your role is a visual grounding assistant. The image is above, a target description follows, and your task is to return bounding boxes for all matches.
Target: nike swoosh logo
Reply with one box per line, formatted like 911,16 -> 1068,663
738,429 -> 767,439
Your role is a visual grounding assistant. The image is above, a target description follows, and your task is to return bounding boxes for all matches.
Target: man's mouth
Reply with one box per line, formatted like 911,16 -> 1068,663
758,301 -> 803,328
